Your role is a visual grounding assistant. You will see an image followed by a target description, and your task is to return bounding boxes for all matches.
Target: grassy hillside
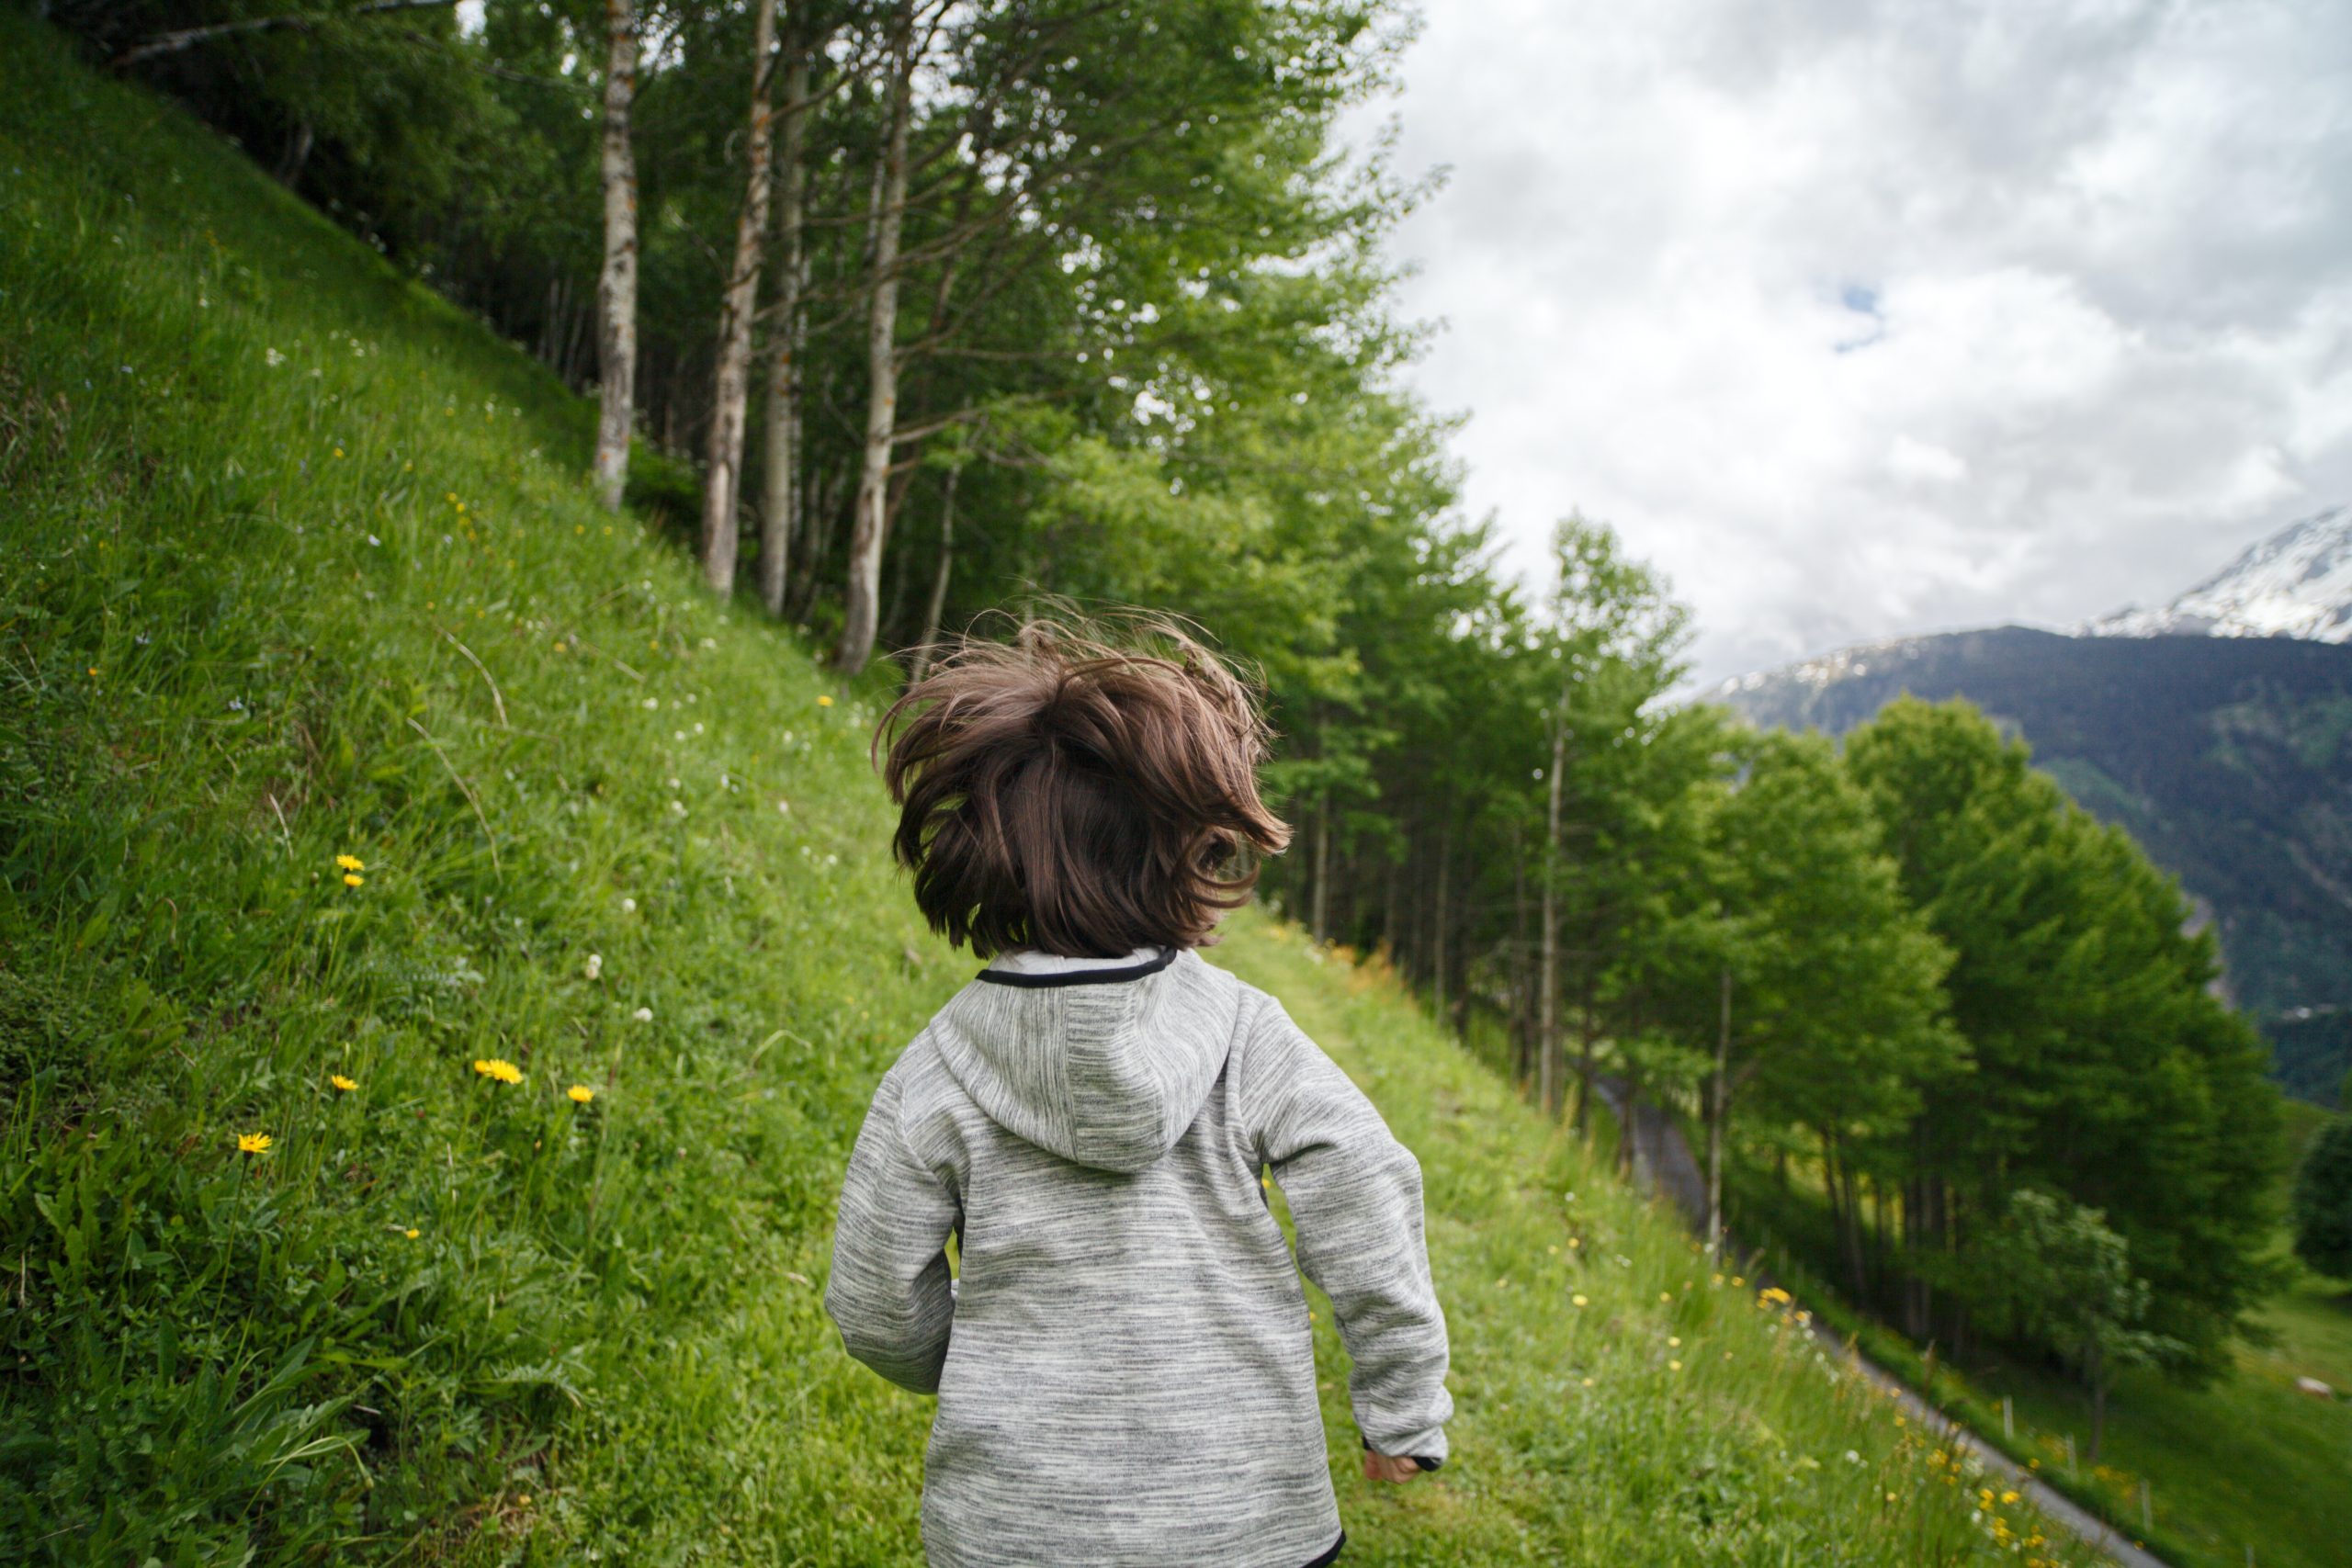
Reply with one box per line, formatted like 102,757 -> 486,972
2,15 -> 2106,1564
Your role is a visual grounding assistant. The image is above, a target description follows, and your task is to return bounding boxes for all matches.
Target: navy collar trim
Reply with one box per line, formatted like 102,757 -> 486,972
975,946 -> 1179,988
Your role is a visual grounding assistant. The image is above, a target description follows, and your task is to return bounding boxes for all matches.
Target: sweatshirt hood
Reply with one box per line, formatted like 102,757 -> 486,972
928,947 -> 1238,1173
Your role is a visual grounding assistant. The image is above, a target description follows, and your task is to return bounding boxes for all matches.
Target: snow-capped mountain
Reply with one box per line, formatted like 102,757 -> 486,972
2078,505 -> 2352,643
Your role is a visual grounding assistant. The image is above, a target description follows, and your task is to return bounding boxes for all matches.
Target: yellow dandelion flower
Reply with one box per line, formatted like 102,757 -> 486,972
1668,1336 -> 1681,1348
333,447 -> 345,458
331,1074 -> 357,1092
817,694 -> 834,707
473,1057 -> 524,1085
343,873 -> 364,887
336,853 -> 365,871
2001,1491 -> 2019,1506
1668,1359 -> 1682,1371
236,1132 -> 273,1154
568,1085 -> 595,1104
1571,1293 -> 1589,1307
405,1227 -> 420,1239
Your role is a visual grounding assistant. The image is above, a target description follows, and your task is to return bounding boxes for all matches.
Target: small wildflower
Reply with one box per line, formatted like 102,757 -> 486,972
632,1007 -> 653,1022
334,447 -> 345,458
336,853 -> 366,871
236,1132 -> 273,1155
583,953 -> 603,981
817,694 -> 834,708
1668,1359 -> 1682,1371
1668,1336 -> 1681,1348
344,872 -> 365,887
473,1057 -> 524,1085
405,1227 -> 420,1239
620,897 -> 638,913
1571,1293 -> 1589,1308
568,1085 -> 596,1104
331,1074 -> 357,1092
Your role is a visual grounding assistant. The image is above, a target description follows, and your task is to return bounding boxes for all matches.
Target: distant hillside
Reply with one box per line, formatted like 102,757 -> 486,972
1712,626 -> 2352,1101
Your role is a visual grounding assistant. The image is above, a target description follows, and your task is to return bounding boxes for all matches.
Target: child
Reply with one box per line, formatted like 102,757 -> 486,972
825,617 -> 1452,1568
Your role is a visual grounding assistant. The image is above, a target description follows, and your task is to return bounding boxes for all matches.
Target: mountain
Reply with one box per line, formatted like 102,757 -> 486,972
1711,626 -> 2352,1104
2079,506 -> 2352,643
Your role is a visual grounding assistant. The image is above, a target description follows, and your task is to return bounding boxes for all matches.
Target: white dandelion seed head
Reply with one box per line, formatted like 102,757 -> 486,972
641,697 -> 660,711
632,1007 -> 653,1022
583,953 -> 603,981
619,897 -> 637,913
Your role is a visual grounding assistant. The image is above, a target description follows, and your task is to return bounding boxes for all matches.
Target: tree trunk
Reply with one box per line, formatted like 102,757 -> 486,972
698,0 -> 782,597
1431,813 -> 1450,1020
908,467 -> 958,682
756,42 -> 811,616
1311,795 -> 1331,943
1538,718 -> 1566,1117
2088,1350 -> 2109,1464
1707,965 -> 1730,1258
831,0 -> 915,672
593,0 -> 639,512
1510,828 -> 1532,1087
1575,961 -> 1599,1139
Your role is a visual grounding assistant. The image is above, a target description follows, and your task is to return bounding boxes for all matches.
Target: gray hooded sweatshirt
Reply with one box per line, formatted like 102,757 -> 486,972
823,944 -> 1452,1568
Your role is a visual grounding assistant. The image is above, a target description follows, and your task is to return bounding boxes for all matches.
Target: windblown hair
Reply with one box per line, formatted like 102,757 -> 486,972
876,615 -> 1294,959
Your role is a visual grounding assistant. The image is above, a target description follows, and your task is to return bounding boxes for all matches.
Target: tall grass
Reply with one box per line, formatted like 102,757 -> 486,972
1,14 -> 2106,1563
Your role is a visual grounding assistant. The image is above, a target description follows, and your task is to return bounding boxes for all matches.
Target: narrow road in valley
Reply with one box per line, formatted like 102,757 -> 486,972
1592,1079 -> 2173,1568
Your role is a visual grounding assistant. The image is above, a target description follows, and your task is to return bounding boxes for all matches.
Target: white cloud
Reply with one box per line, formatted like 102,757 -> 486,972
1349,0 -> 2352,687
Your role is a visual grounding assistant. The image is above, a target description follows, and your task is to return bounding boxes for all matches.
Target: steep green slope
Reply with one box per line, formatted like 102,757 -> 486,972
0,17 -> 2102,1565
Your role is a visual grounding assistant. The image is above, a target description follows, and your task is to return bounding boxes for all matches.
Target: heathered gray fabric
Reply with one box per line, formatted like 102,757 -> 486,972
823,946 -> 1452,1568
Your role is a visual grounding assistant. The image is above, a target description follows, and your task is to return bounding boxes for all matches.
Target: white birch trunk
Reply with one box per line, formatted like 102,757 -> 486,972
592,0 -> 639,513
698,0 -> 781,597
831,0 -> 914,672
756,43 -> 810,617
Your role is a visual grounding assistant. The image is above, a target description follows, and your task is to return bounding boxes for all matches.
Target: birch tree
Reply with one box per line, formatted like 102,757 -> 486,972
831,0 -> 914,671
593,0 -> 640,511
698,0 -> 782,595
756,31 -> 814,615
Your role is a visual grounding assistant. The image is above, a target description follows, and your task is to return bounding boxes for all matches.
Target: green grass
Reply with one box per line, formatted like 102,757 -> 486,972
0,13 -> 2110,1563
1728,1105 -> 2352,1568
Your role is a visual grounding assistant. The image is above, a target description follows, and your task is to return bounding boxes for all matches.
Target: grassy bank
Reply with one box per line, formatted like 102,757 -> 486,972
3,14 -> 2106,1563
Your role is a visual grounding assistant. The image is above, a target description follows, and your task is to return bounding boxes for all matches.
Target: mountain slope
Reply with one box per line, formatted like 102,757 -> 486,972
0,15 -> 2106,1564
2081,506 -> 2352,643
1713,626 -> 2352,1097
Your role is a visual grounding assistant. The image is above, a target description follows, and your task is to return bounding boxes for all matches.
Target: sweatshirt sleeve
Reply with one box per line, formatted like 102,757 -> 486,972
1244,998 -> 1453,1467
823,1060 -> 961,1394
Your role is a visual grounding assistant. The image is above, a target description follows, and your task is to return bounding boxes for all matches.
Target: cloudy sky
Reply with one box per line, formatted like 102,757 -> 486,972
1345,0 -> 2352,690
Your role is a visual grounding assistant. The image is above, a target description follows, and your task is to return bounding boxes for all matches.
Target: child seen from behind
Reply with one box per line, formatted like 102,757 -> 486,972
824,617 -> 1453,1567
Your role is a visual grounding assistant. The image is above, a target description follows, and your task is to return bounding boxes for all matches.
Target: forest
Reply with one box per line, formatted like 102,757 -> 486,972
8,1 -> 2346,1563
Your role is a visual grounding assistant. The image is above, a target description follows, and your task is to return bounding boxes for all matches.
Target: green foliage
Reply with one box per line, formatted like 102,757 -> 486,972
1841,697 -> 2287,1377
1716,626 -> 2352,1083
1976,1191 -> 2177,1452
2290,1119 -> 2352,1280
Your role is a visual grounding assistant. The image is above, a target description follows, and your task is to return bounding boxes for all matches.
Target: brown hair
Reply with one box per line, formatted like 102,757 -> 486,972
876,614 -> 1293,959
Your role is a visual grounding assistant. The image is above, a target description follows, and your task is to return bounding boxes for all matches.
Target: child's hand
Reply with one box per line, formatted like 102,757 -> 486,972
1362,1450 -> 1424,1483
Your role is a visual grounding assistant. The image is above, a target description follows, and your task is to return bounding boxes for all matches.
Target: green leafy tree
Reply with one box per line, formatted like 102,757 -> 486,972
1844,696 -> 2285,1373
1980,1190 -> 2177,1461
2292,1119 -> 2352,1281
